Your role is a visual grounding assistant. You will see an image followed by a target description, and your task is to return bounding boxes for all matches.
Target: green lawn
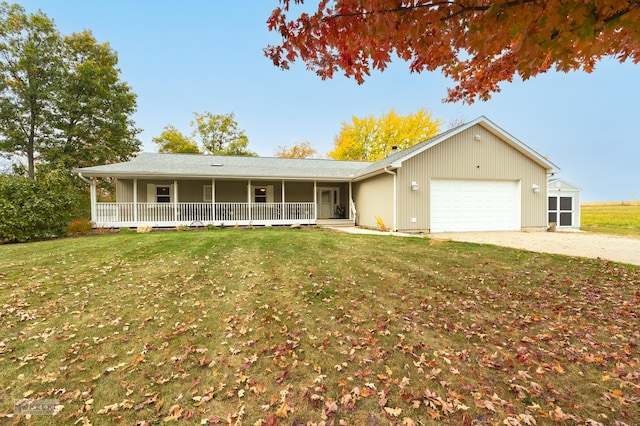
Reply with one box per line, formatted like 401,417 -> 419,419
581,203 -> 640,236
1,229 -> 638,424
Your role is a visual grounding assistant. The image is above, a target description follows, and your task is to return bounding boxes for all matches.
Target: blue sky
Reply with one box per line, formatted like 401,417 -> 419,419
18,1 -> 640,201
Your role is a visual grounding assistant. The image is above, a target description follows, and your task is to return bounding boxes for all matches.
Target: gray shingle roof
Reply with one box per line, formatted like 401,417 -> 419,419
75,152 -> 372,180
74,116 -> 559,180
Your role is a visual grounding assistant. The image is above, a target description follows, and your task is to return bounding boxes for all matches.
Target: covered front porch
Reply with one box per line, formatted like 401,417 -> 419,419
88,177 -> 355,228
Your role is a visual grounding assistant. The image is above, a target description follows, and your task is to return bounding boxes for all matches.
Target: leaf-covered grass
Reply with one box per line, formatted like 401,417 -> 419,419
581,203 -> 640,237
1,229 -> 638,425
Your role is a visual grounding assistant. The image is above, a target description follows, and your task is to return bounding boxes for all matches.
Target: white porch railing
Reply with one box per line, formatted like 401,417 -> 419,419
94,202 -> 316,227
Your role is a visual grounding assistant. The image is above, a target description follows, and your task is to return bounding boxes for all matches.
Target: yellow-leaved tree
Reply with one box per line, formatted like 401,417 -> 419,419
329,109 -> 441,161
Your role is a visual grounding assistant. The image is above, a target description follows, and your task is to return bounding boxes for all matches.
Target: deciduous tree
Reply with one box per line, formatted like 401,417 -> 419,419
274,141 -> 317,158
191,112 -> 256,156
50,30 -> 140,170
330,108 -> 441,161
265,0 -> 640,103
0,3 -> 140,178
0,2 -> 62,179
153,125 -> 201,154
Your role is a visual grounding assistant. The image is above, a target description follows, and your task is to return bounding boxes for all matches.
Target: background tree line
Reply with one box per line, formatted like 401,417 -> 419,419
153,112 -> 256,157
155,108 -> 444,162
276,109 -> 443,161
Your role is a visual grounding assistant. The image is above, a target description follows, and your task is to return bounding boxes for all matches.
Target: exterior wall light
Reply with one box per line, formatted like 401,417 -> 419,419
411,181 -> 419,191
532,184 -> 540,193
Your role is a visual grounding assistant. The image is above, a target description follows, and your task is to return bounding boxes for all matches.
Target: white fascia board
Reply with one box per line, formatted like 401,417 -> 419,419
475,117 -> 561,173
73,170 -> 355,181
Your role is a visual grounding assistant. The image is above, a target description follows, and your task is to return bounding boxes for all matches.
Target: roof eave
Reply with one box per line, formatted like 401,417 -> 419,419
74,170 -> 357,181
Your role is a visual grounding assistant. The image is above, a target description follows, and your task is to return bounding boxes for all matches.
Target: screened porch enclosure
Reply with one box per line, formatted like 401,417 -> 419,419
90,178 -> 353,227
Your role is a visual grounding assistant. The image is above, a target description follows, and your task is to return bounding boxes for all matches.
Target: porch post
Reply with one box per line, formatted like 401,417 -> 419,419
247,180 -> 252,222
211,178 -> 215,222
133,178 -> 138,223
348,181 -> 353,220
90,178 -> 97,224
313,181 -> 317,222
282,180 -> 285,221
174,180 -> 178,224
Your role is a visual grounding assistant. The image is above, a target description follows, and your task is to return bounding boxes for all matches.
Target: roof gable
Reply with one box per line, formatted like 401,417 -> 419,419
548,178 -> 581,191
355,116 -> 559,179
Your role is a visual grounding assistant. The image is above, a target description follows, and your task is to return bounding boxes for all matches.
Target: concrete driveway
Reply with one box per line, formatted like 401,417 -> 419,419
429,231 -> 640,266
331,227 -> 640,266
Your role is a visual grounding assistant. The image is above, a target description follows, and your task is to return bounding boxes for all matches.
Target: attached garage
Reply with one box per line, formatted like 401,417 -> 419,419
352,117 -> 561,232
430,179 -> 521,232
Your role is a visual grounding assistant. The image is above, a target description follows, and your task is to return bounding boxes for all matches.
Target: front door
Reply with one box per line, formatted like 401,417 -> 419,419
318,187 -> 339,218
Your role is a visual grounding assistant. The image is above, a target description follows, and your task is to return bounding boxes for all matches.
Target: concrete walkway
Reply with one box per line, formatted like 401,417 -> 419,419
329,227 -> 640,266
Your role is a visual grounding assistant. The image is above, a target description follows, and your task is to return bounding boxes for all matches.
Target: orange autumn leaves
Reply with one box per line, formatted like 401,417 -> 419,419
2,230 -> 639,424
265,0 -> 640,103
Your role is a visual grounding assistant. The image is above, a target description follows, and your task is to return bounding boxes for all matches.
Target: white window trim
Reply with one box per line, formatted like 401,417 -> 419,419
252,185 -> 274,203
147,183 -> 173,203
548,195 -> 574,227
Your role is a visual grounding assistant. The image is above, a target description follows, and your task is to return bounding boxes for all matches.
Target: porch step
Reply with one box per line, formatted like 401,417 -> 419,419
317,219 -> 355,228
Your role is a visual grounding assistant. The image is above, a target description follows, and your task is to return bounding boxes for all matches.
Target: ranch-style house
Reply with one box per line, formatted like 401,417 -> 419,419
75,116 -> 580,233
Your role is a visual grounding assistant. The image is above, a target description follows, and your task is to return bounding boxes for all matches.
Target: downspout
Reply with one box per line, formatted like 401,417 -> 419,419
383,166 -> 397,232
348,181 -> 353,222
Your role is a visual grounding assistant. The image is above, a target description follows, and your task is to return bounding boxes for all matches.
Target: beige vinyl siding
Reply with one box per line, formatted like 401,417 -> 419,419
175,180 -> 207,202
115,179 -> 322,203
214,180 -> 246,202
137,180 -> 176,202
252,181 -> 281,202
117,179 -> 207,202
353,173 -> 394,229
395,124 -> 548,231
283,182 -> 314,202
116,179 -> 133,202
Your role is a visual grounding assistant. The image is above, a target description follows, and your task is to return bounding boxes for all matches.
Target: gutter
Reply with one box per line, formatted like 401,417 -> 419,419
383,165 -> 397,232
77,172 -> 91,185
72,171 -> 357,182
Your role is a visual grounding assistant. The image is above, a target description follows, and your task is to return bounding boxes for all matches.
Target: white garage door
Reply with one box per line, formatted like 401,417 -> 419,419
430,179 -> 520,232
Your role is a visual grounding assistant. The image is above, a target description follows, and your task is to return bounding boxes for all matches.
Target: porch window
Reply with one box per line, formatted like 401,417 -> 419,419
254,187 -> 267,203
252,185 -> 274,203
156,186 -> 171,203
